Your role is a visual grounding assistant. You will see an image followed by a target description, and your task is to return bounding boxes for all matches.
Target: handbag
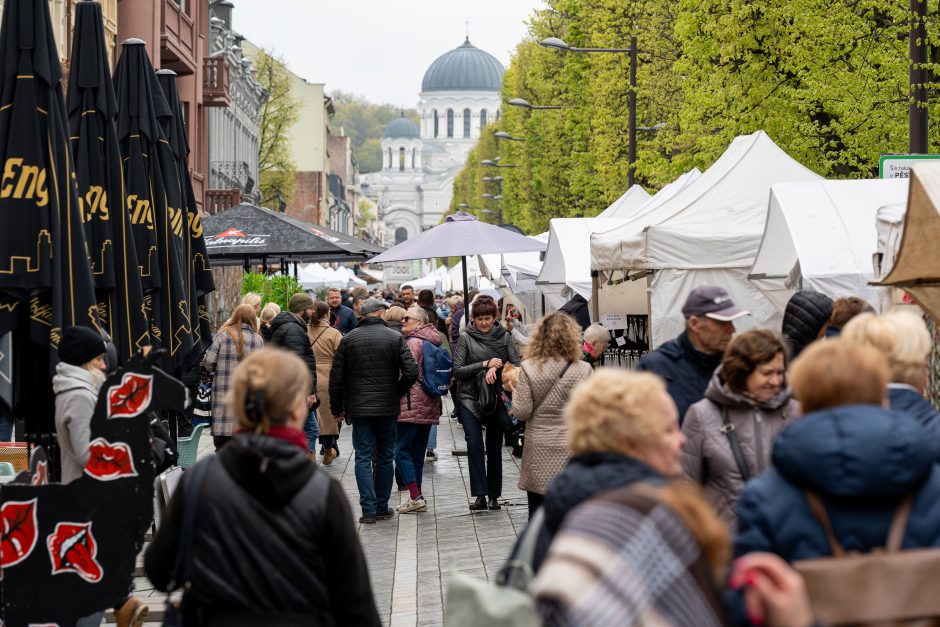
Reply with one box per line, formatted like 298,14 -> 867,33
162,457 -> 213,627
445,508 -> 544,626
191,381 -> 212,425
476,369 -> 500,415
719,406 -> 751,482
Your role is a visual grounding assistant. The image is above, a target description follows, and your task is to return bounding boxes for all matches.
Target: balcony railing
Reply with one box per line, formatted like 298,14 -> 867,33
203,57 -> 231,107
161,0 -> 196,74
205,188 -> 243,215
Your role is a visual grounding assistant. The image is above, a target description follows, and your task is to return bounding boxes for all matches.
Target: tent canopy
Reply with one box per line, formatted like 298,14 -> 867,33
750,179 -> 908,310
591,131 -> 822,271
597,185 -> 651,219
877,163 -> 940,320
539,218 -> 625,299
203,203 -> 379,265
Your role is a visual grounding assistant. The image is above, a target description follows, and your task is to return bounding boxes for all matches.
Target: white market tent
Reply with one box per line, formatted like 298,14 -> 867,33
750,179 -> 909,311
591,131 -> 823,346
597,185 -> 651,218
410,265 -> 451,293
539,218 -> 627,300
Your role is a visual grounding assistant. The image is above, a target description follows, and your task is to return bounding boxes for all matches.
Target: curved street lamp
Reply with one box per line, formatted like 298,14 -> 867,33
507,97 -> 563,111
494,131 -> 525,142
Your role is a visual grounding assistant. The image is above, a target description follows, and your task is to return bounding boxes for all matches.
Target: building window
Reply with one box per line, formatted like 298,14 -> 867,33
387,147 -> 392,169
433,110 -> 439,138
447,109 -> 454,138
412,147 -> 416,169
480,109 -> 488,129
399,147 -> 405,172
463,108 -> 471,137
395,227 -> 408,245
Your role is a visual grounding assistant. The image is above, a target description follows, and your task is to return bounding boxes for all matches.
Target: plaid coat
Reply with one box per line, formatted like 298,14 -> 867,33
202,325 -> 264,437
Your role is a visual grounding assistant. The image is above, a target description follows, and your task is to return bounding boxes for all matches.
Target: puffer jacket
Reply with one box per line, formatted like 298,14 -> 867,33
329,316 -> 418,419
889,384 -> 940,455
53,363 -> 105,484
144,433 -> 380,626
452,324 -> 521,417
682,367 -> 799,525
511,358 -> 593,494
399,323 -> 443,425
781,290 -> 833,358
267,312 -> 317,393
736,404 -> 940,561
636,331 -> 723,422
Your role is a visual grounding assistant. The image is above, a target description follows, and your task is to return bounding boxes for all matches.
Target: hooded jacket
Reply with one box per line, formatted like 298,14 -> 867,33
268,312 -> 317,393
145,433 -> 380,626
399,323 -> 443,425
636,331 -> 723,422
329,316 -> 418,419
531,452 -> 664,572
735,405 -> 940,561
558,293 -> 591,331
682,368 -> 798,525
781,291 -> 833,358
53,362 -> 105,484
889,384 -> 940,454
452,323 -> 521,416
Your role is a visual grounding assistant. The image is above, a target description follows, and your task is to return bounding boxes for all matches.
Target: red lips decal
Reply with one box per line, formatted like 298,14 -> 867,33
31,460 -> 48,486
47,522 -> 103,583
1,498 -> 39,571
107,372 -> 153,418
84,438 -> 138,481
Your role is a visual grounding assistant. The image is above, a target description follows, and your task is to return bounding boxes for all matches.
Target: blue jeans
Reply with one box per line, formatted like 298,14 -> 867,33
458,404 -> 503,498
396,423 -> 432,491
427,424 -> 438,450
304,411 -> 320,452
352,417 -> 396,516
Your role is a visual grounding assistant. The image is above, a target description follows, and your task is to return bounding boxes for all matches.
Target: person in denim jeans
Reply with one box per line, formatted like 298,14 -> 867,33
330,299 -> 418,523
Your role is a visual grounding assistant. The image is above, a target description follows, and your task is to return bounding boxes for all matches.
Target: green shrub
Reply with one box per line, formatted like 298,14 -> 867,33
241,272 -> 304,312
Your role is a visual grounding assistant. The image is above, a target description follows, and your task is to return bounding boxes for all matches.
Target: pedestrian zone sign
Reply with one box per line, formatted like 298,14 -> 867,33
879,154 -> 940,179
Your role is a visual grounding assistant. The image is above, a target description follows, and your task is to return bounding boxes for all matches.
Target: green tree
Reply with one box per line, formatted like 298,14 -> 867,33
329,90 -> 419,173
256,50 -> 300,210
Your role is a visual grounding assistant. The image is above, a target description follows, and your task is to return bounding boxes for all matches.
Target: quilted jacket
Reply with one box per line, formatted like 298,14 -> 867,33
399,323 -> 443,425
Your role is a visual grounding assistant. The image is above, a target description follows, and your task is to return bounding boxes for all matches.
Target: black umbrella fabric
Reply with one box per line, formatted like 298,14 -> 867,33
203,202 -> 379,265
156,69 -> 214,352
114,39 -> 192,369
0,0 -> 100,425
67,1 -> 149,362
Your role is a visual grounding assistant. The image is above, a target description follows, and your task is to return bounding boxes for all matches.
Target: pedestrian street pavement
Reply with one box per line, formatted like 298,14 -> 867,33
116,395 -> 528,626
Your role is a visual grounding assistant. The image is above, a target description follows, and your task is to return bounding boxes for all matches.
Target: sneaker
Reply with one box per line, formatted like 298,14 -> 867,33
375,508 -> 396,521
398,498 -> 427,513
359,514 -> 376,524
114,596 -> 149,627
426,449 -> 438,462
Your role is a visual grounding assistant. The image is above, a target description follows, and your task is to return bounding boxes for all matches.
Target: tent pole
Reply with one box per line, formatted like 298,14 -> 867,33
294,261 -> 298,279
461,255 -> 469,297
590,271 -> 600,323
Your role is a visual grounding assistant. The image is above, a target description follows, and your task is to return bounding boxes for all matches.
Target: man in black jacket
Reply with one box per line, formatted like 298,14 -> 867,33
268,293 -> 319,452
636,285 -> 748,422
330,299 -> 418,523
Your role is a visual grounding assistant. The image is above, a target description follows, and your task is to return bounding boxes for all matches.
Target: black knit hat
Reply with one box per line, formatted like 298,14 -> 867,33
58,326 -> 107,366
781,291 -> 833,359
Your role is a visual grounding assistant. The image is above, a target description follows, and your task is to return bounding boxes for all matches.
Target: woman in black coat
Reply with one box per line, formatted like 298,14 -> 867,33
452,295 -> 521,511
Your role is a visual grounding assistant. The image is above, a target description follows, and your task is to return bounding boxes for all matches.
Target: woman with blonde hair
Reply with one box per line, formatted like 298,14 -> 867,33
146,349 -> 380,625
308,301 -> 343,464
511,312 -> 593,517
384,305 -> 406,333
259,302 -> 280,342
201,303 -> 264,450
241,291 -> 263,316
842,309 -> 940,437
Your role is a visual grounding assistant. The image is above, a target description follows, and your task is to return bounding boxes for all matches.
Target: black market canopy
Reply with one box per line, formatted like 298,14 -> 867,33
202,203 -> 384,265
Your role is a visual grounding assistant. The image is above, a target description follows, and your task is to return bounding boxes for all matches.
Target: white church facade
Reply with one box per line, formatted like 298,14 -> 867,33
361,38 -> 504,248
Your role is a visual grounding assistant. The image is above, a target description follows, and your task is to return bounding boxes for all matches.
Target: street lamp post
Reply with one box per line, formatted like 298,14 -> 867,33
494,131 -> 526,142
540,36 -> 638,187
507,98 -> 563,111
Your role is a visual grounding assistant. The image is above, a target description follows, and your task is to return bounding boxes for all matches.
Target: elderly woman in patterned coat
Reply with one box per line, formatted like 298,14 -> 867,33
511,312 -> 593,518
395,307 -> 443,514
202,303 -> 264,450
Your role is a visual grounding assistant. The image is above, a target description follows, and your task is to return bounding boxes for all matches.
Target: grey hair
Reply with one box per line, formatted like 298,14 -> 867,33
584,323 -> 611,345
407,306 -> 429,323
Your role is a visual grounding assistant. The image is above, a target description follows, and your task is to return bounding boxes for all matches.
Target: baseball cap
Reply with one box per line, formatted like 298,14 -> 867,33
681,286 -> 749,321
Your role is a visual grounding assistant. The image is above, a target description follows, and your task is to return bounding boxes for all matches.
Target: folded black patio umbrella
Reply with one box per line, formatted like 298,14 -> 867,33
67,1 -> 150,363
156,69 -> 214,354
0,0 -> 100,429
114,39 -> 192,370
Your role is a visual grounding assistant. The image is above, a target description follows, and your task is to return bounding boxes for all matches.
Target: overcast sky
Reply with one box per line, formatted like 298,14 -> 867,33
229,0 -> 545,108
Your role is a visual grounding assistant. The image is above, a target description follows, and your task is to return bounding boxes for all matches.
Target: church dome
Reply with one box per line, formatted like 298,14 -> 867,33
421,38 -> 505,93
384,115 -> 420,139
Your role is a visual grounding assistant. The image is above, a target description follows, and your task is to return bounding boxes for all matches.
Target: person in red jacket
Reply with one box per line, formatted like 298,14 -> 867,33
396,307 -> 443,513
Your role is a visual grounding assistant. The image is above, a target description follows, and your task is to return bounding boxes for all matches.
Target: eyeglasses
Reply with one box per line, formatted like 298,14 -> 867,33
402,316 -> 413,322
